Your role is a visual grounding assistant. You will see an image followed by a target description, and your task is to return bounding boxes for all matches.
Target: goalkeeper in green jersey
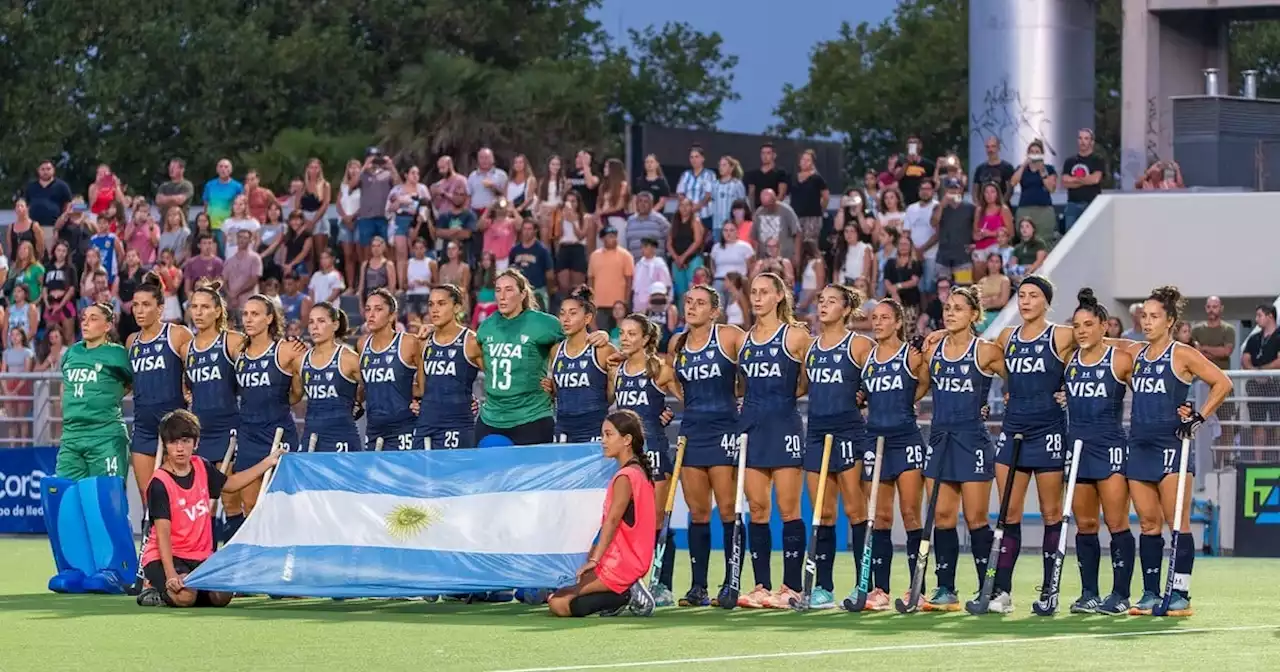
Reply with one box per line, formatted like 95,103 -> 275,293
58,302 -> 133,479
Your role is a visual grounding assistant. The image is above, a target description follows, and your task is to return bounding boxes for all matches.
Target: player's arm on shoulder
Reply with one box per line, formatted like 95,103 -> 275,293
464,331 -> 484,369
225,331 -> 248,359
975,339 -> 1005,378
1112,347 -> 1134,383
125,332 -> 138,351
995,325 -> 1015,351
658,361 -> 683,402
850,333 -> 874,367
1178,343 -> 1233,417
719,323 -> 746,361
1106,337 -> 1143,355
1053,323 -> 1077,358
910,348 -> 930,401
785,324 -> 810,359
400,332 -> 423,366
339,346 -> 362,379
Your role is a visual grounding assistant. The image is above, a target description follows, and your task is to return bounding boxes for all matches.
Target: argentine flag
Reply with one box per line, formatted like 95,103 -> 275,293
184,444 -> 615,597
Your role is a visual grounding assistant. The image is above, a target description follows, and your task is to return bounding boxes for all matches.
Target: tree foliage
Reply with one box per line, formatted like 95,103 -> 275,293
0,1 -> 737,197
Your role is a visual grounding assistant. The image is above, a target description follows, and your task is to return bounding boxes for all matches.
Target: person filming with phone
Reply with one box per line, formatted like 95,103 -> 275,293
1010,140 -> 1058,244
895,135 -> 935,206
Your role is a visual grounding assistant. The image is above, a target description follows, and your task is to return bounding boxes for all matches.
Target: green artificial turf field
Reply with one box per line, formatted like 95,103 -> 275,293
1,537 -> 1277,671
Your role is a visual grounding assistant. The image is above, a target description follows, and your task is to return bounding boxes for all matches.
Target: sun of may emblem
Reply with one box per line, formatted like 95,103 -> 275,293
384,504 -> 441,541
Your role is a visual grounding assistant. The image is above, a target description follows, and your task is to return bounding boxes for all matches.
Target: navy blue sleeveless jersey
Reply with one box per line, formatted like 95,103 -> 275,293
553,343 -> 609,443
926,338 -> 995,483
1127,342 -> 1192,482
804,332 -> 869,474
997,324 -> 1067,470
739,324 -> 804,469
615,361 -> 672,479
129,324 -> 186,454
1065,346 -> 1128,481
235,341 -> 300,467
302,345 -> 362,452
862,343 -> 925,480
362,333 -> 418,449
414,329 -> 479,450
185,331 -> 239,461
675,325 -> 740,468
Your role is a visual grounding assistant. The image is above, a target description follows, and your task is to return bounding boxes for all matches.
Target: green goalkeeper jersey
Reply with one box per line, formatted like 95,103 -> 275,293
61,341 -> 132,433
476,308 -> 564,428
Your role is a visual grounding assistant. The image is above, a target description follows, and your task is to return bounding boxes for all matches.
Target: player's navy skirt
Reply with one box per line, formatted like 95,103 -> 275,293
193,413 -> 238,462
1068,431 -> 1128,482
302,420 -> 364,453
642,421 -> 673,480
925,428 -> 994,483
366,419 -> 417,451
131,402 -> 184,455
804,419 -> 868,475
996,421 -> 1066,472
1126,434 -> 1191,483
556,410 -> 607,443
235,420 -> 299,470
865,427 -> 926,481
679,411 -> 739,468
413,423 -> 476,450
743,411 -> 803,469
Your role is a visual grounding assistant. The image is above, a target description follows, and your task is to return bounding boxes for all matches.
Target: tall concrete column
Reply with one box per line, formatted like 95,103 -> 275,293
968,0 -> 1096,173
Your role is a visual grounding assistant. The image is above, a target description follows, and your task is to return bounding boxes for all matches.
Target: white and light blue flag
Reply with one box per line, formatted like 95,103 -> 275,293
185,444 -> 614,597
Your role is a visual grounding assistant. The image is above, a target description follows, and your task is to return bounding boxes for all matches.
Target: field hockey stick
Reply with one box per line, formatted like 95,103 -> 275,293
1153,437 -> 1191,617
375,437 -> 384,452
242,428 -> 289,528
790,434 -> 833,612
210,430 -> 239,519
1033,438 -> 1083,616
129,438 -> 167,595
719,433 -> 749,610
648,437 -> 687,593
307,432 -> 317,453
968,433 -> 1023,615
843,435 -> 885,613
897,441 -> 948,614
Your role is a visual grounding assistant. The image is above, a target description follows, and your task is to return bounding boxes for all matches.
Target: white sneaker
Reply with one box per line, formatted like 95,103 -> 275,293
988,589 -> 1015,614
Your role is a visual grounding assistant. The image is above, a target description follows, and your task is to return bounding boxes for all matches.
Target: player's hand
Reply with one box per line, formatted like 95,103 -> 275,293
471,399 -> 480,416
856,390 -> 867,409
284,337 -> 306,354
352,402 -> 366,421
1176,401 -> 1204,439
980,403 -> 990,421
660,407 -> 674,427
540,377 -> 554,394
908,333 -> 925,354
586,330 -> 610,348
165,574 -> 185,594
416,323 -> 435,341
410,399 -> 421,415
576,559 -> 597,580
265,447 -> 287,467
922,329 -> 945,352
606,350 -> 626,366
1054,390 -> 1067,409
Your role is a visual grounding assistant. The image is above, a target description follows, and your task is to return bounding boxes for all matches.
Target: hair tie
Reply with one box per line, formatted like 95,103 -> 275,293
1019,276 -> 1054,305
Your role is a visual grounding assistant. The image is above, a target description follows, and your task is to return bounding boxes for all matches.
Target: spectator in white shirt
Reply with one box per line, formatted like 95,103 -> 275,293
901,178 -> 939,295
221,193 -> 262,249
306,249 -> 346,316
631,238 -> 672,312
708,222 -> 755,305
676,145 -> 717,234
466,148 -> 508,215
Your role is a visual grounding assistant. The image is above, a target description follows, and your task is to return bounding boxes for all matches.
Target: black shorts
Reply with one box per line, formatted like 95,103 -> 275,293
568,590 -> 629,617
556,243 -> 588,273
475,415 -> 556,446
143,558 -> 225,607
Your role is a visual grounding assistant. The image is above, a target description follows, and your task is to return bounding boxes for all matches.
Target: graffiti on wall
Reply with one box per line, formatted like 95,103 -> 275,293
970,78 -> 1057,159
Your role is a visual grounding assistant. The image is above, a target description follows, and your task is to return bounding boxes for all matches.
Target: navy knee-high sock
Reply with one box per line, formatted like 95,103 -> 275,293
749,522 -> 772,590
658,529 -> 677,589
1041,521 -> 1063,593
871,528 -> 893,592
994,522 -> 1022,594
815,525 -> 836,592
851,522 -> 868,587
688,522 -> 711,589
1110,529 -> 1135,599
905,528 -> 923,589
722,520 -> 742,586
1139,533 -> 1164,595
934,527 -> 960,591
970,524 -> 994,588
1076,532 -> 1101,595
782,519 -> 806,591
1173,531 -> 1196,599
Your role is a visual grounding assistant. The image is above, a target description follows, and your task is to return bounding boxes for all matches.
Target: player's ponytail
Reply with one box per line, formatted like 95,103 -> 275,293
672,284 -> 720,354
622,313 -> 663,382
564,285 -> 596,315
1148,285 -> 1185,324
432,283 -> 468,325
314,301 -> 349,341
193,279 -> 229,333
1075,287 -> 1108,322
245,294 -> 285,341
605,410 -> 654,483
136,270 -> 165,304
497,267 -> 538,312
878,297 -> 908,342
951,285 -> 985,334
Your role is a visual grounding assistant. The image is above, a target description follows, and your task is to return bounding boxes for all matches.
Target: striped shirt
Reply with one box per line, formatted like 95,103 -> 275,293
624,212 -> 670,260
710,178 -> 746,232
676,168 -> 717,219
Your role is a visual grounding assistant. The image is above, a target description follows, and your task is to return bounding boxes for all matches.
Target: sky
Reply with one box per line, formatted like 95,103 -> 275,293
593,0 -> 895,134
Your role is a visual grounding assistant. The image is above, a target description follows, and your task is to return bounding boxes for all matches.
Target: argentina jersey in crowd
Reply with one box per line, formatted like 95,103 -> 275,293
235,341 -> 299,464
675,325 -> 739,468
1065,346 -> 1127,481
302,346 -> 362,452
185,331 -> 238,461
803,332 -> 867,474
414,329 -> 480,450
999,324 -> 1067,469
862,342 -> 926,479
614,362 -> 671,479
1128,342 -> 1191,482
129,324 -> 185,453
739,324 -> 803,468
927,339 -> 995,483
361,332 -> 418,449
552,343 -> 609,443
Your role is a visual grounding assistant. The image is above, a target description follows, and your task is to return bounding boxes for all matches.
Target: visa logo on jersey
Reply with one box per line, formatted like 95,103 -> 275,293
808,368 -> 845,384
555,372 -> 590,388
364,368 -> 398,383
237,371 -> 272,388
132,356 -> 167,373
1067,381 -> 1110,398
306,384 -> 340,399
1007,357 -> 1047,374
742,362 -> 782,378
935,377 -> 974,393
65,368 -> 99,383
188,366 -> 223,383
424,360 -> 457,377
182,499 -> 210,522
616,390 -> 650,407
681,363 -> 722,380
864,375 -> 906,393
486,343 -> 524,359
1130,377 -> 1167,394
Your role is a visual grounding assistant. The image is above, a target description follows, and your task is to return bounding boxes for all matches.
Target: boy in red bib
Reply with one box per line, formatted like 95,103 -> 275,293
548,410 -> 657,617
138,409 -> 283,608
